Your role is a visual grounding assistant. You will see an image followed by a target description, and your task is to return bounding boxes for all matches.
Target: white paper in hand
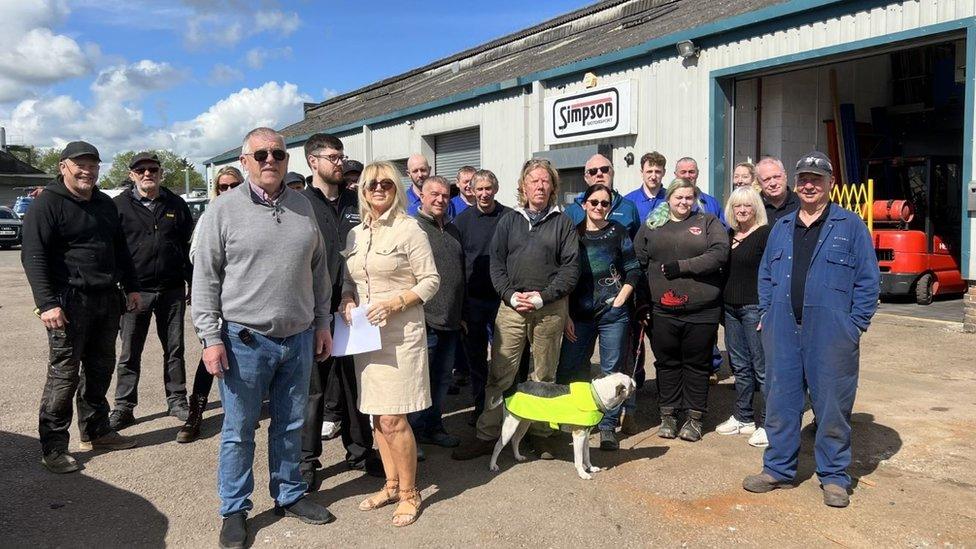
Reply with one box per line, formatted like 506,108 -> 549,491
332,304 -> 382,357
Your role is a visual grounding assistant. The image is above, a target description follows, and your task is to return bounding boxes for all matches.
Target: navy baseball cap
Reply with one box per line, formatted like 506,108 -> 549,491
283,172 -> 306,187
795,151 -> 833,177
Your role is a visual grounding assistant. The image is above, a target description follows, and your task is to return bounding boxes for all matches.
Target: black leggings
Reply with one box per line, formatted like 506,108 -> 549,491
190,358 -> 214,399
650,315 -> 718,414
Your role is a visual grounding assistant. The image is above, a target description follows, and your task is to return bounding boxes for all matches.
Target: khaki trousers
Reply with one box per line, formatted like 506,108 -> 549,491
476,298 -> 568,440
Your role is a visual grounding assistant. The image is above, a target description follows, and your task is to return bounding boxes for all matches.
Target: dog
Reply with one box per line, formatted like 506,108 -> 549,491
488,372 -> 636,480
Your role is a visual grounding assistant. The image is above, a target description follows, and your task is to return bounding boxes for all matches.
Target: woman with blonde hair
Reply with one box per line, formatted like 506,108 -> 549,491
176,165 -> 244,443
716,186 -> 771,447
453,157 -> 579,461
732,161 -> 762,193
340,161 -> 440,527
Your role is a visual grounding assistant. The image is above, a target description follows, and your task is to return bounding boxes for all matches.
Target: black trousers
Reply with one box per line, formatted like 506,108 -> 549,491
650,314 -> 718,414
113,287 -> 188,411
301,355 -> 373,471
190,358 -> 214,399
39,288 -> 122,455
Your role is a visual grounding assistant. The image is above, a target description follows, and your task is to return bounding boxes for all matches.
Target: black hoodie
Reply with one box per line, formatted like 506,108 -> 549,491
21,179 -> 138,312
114,186 -> 193,291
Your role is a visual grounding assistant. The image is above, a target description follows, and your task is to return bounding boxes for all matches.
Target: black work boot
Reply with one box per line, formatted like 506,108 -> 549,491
176,394 -> 207,443
274,497 -> 336,524
219,512 -> 247,549
657,407 -> 678,439
678,410 -> 705,442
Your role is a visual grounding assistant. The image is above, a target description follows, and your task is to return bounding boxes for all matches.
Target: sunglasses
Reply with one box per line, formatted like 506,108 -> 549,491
132,166 -> 160,175
586,199 -> 611,208
245,149 -> 287,163
218,182 -> 241,191
367,179 -> 396,192
586,165 -> 611,176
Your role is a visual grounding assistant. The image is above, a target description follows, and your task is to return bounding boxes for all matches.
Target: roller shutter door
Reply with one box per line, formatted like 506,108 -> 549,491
391,159 -> 413,189
434,128 -> 480,181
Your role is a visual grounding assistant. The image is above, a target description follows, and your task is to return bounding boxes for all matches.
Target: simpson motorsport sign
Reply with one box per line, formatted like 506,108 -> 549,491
545,80 -> 634,145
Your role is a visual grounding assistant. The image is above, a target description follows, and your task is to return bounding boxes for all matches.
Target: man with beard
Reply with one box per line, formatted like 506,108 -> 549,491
22,141 -> 141,473
299,133 -> 380,488
110,152 -> 194,430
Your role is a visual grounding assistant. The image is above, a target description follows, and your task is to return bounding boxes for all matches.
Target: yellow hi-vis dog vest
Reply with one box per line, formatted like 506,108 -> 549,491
504,382 -> 604,429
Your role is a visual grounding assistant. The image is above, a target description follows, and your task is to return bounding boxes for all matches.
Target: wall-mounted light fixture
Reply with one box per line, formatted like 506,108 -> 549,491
624,152 -> 634,167
676,39 -> 700,59
406,120 -> 415,129
583,72 -> 598,88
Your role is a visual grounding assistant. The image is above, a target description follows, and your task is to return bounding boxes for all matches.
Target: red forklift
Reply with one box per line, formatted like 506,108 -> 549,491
867,156 -> 966,304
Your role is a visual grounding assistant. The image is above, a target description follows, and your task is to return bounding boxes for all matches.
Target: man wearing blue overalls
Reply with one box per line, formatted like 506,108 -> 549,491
742,152 -> 879,508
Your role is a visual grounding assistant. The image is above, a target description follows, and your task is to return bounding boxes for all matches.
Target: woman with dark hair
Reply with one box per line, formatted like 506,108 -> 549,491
176,166 -> 243,443
634,178 -> 729,442
556,183 -> 640,451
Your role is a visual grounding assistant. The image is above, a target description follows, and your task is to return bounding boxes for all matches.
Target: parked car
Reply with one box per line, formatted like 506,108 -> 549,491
181,189 -> 210,224
0,206 -> 23,249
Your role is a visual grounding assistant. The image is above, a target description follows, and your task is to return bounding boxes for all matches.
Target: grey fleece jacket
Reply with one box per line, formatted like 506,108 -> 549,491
191,181 -> 331,345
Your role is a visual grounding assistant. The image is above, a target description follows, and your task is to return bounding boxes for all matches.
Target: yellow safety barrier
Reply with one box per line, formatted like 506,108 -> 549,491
830,178 -> 873,234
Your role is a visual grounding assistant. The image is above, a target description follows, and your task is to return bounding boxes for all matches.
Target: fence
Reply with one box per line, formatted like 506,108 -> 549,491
830,178 -> 873,233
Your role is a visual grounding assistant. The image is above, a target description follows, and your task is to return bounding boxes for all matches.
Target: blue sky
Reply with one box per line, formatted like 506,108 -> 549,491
0,0 -> 591,165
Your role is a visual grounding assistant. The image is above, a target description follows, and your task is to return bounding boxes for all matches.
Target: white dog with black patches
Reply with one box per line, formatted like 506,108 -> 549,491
488,372 -> 636,479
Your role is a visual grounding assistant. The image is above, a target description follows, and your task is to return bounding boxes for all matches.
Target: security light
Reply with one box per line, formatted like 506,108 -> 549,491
676,40 -> 700,59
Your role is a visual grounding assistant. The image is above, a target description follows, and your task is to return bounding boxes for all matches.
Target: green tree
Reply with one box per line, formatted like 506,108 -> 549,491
7,145 -> 61,175
100,150 -> 206,192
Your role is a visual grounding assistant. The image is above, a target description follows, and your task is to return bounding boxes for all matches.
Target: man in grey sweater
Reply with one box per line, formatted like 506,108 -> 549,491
192,127 -> 335,548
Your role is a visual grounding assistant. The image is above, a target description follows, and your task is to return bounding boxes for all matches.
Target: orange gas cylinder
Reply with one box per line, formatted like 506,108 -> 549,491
872,200 -> 914,223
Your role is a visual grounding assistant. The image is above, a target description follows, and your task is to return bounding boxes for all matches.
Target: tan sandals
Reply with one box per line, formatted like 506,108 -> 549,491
392,488 -> 422,527
358,479 -> 399,511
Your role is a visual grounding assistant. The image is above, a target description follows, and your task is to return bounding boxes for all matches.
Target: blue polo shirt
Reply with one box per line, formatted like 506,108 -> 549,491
451,195 -> 472,216
624,185 -> 667,223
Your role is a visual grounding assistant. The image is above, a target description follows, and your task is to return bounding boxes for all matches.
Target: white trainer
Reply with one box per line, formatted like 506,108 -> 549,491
715,415 -> 756,435
748,427 -> 768,447
321,420 -> 341,440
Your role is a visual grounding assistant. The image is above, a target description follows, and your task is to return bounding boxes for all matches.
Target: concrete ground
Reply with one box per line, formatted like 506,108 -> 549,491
0,248 -> 974,548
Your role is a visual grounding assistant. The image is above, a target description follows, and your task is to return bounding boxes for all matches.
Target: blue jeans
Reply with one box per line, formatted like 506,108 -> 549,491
217,322 -> 313,517
723,304 -> 766,424
462,297 -> 499,416
555,305 -> 632,431
409,327 -> 459,436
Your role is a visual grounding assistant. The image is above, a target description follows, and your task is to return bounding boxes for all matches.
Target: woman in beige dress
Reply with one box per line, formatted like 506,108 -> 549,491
340,161 -> 439,527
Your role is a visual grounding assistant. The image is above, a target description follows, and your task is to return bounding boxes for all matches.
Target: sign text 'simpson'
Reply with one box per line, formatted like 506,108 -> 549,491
557,97 -> 614,130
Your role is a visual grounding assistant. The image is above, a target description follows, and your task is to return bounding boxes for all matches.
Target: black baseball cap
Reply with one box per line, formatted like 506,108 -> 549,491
795,151 -> 833,177
284,172 -> 306,187
60,141 -> 101,162
129,152 -> 161,169
343,159 -> 364,174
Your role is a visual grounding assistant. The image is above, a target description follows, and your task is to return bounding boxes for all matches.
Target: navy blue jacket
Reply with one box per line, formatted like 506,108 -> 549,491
759,205 -> 879,332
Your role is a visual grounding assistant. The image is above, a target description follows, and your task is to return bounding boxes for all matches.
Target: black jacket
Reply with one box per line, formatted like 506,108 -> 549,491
300,186 -> 344,311
490,207 -> 579,306
21,179 -> 138,312
114,186 -> 193,291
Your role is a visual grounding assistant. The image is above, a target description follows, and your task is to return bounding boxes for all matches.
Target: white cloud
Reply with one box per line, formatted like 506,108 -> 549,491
1,81 -> 311,166
244,46 -> 293,69
322,88 -> 339,100
255,10 -> 300,35
207,63 -> 245,85
0,1 -> 96,103
182,7 -> 299,50
155,82 -> 311,163
92,60 -> 185,102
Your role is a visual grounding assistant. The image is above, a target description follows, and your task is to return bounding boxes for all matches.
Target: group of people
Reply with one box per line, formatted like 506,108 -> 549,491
21,126 -> 878,549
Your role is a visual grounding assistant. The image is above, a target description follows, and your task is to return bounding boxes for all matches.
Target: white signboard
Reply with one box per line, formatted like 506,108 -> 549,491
544,80 -> 634,145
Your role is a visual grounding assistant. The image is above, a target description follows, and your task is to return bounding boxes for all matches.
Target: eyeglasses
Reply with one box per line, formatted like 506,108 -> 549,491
244,149 -> 287,163
586,166 -> 611,176
311,153 -> 347,165
217,182 -> 241,191
367,179 -> 396,192
132,166 -> 160,175
586,199 -> 611,208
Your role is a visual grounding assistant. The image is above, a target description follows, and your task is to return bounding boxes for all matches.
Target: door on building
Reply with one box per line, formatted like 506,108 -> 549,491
728,36 -> 967,305
433,128 -> 480,184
